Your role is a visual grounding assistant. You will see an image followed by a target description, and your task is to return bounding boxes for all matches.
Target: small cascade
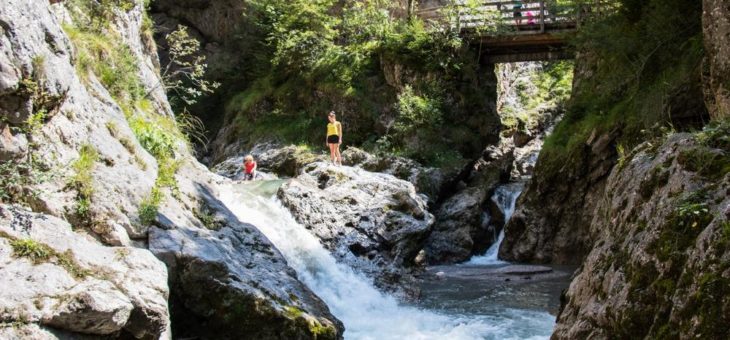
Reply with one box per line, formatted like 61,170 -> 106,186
467,182 -> 524,265
219,181 -> 555,340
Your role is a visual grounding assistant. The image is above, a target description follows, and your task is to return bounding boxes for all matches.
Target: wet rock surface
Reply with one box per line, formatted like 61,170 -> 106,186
277,162 -> 434,299
424,142 -> 514,264
500,128 -> 619,264
213,142 -> 327,179
149,160 -> 344,339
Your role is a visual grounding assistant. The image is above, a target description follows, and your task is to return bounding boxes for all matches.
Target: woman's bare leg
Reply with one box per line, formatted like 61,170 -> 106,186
335,144 -> 342,166
328,144 -> 336,164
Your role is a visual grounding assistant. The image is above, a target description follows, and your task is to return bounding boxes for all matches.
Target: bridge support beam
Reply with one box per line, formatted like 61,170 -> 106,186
483,50 -> 574,63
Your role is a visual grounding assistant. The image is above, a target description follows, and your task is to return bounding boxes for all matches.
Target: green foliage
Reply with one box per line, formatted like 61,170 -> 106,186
676,119 -> 730,179
650,190 -> 713,262
69,144 -> 99,221
682,272 -> 730,338
696,118 -> 730,150
128,113 -> 176,160
499,61 -> 574,132
193,206 -> 221,231
64,25 -> 144,103
10,238 -> 90,278
67,0 -> 137,32
395,85 -> 443,131
161,25 -> 220,108
309,320 -> 336,338
10,239 -> 52,263
283,306 -> 304,319
156,158 -> 180,189
139,186 -> 162,225
540,0 -> 704,175
222,0 -> 475,160
70,144 -> 98,198
677,147 -> 730,180
615,143 -> 628,169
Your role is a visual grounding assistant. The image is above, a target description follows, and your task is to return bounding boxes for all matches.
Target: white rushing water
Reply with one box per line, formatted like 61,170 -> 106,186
467,183 -> 524,266
219,180 -> 553,340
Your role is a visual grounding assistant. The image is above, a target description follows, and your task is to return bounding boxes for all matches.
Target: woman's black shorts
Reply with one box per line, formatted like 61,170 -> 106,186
327,135 -> 340,144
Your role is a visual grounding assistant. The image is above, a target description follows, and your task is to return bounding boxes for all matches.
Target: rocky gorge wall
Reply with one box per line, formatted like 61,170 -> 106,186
0,0 -> 343,338
499,1 -> 730,338
553,128 -> 729,339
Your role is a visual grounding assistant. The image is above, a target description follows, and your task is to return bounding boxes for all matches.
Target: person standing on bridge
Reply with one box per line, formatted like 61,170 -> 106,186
513,0 -> 523,27
326,111 -> 343,166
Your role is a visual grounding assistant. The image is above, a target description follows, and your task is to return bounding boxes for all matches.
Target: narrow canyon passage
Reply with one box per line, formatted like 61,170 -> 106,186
2,1 -> 727,339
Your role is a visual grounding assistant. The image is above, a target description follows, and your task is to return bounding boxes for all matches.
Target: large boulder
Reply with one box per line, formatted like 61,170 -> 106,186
341,147 -> 451,205
500,128 -> 619,264
553,131 -> 730,339
277,162 -> 434,299
0,205 -> 169,338
424,142 -> 513,264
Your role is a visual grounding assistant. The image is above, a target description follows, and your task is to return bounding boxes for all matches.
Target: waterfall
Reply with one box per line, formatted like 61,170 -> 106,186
219,181 -> 553,340
467,183 -> 524,265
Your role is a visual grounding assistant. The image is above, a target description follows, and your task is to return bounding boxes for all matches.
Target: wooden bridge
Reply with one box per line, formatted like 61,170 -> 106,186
416,0 -> 613,63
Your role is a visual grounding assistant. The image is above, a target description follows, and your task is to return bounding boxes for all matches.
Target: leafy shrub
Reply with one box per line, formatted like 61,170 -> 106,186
128,114 -> 176,160
160,25 -> 220,109
70,144 -> 98,198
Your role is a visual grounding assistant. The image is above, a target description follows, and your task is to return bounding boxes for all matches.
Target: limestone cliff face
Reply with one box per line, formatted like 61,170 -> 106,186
552,131 -> 730,339
0,0 -> 343,338
1,1 -> 172,336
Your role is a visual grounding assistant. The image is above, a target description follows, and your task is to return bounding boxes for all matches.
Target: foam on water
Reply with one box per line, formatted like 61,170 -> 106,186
220,181 -> 553,340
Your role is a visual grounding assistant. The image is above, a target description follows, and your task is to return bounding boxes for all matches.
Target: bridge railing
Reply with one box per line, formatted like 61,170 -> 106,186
417,0 -> 617,35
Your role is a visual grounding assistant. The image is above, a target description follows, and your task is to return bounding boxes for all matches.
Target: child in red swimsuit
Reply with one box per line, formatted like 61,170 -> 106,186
243,155 -> 257,181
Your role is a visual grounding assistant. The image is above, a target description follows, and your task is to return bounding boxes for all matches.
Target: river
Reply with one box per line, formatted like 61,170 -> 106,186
219,179 -> 569,340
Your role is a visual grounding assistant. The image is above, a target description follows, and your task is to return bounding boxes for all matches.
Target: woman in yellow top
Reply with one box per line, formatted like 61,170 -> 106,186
326,111 -> 343,166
